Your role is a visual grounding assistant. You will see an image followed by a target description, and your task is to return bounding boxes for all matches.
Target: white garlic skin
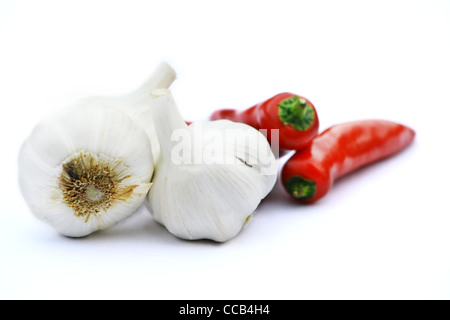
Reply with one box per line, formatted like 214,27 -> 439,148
145,92 -> 277,242
148,158 -> 276,242
18,105 -> 154,237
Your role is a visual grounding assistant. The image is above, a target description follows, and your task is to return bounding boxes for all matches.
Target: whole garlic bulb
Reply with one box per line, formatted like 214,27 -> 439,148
18,105 -> 154,237
146,89 -> 278,242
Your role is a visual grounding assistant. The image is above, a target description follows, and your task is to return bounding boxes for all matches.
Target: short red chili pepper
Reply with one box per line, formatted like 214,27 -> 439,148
210,92 -> 319,150
281,120 -> 415,203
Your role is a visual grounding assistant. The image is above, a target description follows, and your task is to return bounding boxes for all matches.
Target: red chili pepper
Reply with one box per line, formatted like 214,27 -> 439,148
281,120 -> 415,203
210,92 -> 319,150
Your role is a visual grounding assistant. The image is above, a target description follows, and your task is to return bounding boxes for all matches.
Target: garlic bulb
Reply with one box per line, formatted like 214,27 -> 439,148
146,89 -> 278,242
73,61 -> 176,164
18,105 -> 154,237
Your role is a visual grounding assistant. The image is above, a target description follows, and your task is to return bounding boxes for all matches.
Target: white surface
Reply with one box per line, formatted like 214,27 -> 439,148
1,0 -> 450,300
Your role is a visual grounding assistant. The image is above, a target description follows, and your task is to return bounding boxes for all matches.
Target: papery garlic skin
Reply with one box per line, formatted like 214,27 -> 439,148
18,105 -> 153,237
146,89 -> 277,242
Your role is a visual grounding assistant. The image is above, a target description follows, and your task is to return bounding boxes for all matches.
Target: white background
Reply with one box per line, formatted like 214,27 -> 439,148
1,0 -> 449,300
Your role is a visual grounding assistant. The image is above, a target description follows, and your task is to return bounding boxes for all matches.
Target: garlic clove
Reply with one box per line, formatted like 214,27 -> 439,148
18,105 -> 153,237
145,89 -> 277,242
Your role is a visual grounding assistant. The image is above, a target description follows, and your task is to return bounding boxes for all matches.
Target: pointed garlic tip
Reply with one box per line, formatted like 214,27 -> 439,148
154,61 -> 176,85
18,105 -> 154,237
134,62 -> 176,98
146,94 -> 278,242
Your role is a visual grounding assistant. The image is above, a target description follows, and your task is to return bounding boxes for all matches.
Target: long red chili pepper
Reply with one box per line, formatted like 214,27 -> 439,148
281,120 -> 415,203
210,92 -> 319,150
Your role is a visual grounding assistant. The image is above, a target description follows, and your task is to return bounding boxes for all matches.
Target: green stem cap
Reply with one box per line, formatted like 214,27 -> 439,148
278,96 -> 315,131
284,175 -> 317,201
